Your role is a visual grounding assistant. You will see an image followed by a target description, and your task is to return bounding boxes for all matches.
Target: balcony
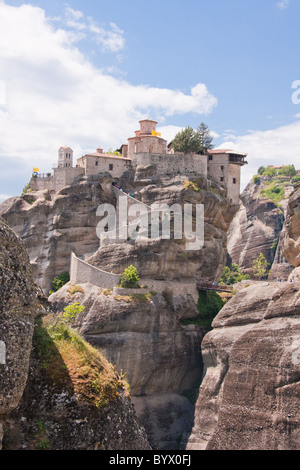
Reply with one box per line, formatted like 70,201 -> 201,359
228,154 -> 248,165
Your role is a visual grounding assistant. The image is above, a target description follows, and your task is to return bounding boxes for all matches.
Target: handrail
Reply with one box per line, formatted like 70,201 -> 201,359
197,283 -> 233,292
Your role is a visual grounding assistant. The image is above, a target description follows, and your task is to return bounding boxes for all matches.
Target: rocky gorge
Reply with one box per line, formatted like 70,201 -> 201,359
0,169 -> 238,450
1,168 -> 300,451
0,217 -> 150,450
227,177 -> 295,280
185,184 -> 300,450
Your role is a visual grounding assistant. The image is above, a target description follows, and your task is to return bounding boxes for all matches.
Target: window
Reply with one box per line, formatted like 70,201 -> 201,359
220,177 -> 224,182
95,161 -> 98,166
233,178 -> 237,184
209,155 -> 213,161
221,165 -> 224,171
109,164 -> 113,171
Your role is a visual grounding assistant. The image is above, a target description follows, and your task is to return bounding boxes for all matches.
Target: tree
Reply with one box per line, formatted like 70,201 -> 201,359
279,165 -> 296,177
220,264 -> 250,285
63,302 -> 85,323
262,167 -> 277,177
257,166 -> 266,175
119,265 -> 140,288
49,272 -> 70,295
172,126 -> 202,154
196,122 -> 214,151
252,253 -> 268,280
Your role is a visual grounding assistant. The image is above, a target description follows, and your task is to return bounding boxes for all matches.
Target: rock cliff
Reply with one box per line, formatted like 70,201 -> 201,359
0,217 -> 150,450
0,172 -> 237,292
0,218 -> 46,422
227,179 -> 294,280
0,168 -> 239,449
185,185 -> 300,450
282,184 -> 300,269
185,280 -> 300,450
0,175 -> 115,293
49,282 -> 205,449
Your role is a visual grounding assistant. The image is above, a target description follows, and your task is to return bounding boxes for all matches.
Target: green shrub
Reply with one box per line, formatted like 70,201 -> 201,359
181,291 -> 225,329
119,265 -> 140,288
62,302 -> 85,323
49,272 -> 70,295
219,264 -> 250,285
253,253 -> 268,279
22,181 -> 31,195
260,182 -> 284,203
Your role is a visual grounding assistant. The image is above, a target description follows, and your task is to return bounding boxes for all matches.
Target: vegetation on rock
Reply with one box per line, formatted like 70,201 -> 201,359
119,265 -> 140,288
49,272 -> 70,295
34,311 -> 129,409
220,263 -> 250,285
172,122 -> 214,154
253,253 -> 268,280
181,291 -> 225,329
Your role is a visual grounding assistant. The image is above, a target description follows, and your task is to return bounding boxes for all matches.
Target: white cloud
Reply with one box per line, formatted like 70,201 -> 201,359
276,0 -> 290,9
0,1 -> 217,181
63,4 -> 125,52
219,120 -> 300,190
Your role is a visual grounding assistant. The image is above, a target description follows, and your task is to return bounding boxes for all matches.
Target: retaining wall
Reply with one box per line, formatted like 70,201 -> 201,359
70,252 -> 120,289
132,152 -> 208,177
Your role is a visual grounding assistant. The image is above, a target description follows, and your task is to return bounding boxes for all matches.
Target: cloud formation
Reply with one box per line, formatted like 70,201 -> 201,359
64,5 -> 125,52
219,119 -> 300,190
0,1 -> 217,179
276,0 -> 290,9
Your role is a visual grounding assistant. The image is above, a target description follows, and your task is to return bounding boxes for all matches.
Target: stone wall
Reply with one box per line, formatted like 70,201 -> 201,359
53,167 -> 85,191
132,152 -> 208,177
70,252 -> 120,288
30,175 -> 54,192
78,155 -> 132,179
30,168 -> 85,193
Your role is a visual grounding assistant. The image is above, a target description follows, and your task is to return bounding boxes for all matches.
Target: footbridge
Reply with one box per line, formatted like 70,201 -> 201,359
197,282 -> 233,293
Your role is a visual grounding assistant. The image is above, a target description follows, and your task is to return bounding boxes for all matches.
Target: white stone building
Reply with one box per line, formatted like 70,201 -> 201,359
29,119 -> 248,203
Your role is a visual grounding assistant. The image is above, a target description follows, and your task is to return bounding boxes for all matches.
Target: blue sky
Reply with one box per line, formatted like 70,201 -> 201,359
0,0 -> 300,200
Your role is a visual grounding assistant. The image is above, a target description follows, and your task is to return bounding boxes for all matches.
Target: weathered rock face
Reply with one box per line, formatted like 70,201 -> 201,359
0,218 -> 46,421
49,282 -> 205,449
2,320 -> 151,451
227,180 -> 293,279
0,217 -> 150,450
0,175 -> 115,293
185,281 -> 300,450
0,168 -> 239,449
0,173 -> 238,293
87,176 -> 237,285
282,185 -> 300,268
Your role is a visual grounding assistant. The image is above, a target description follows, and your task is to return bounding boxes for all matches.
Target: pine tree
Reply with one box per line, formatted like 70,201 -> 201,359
253,253 -> 268,280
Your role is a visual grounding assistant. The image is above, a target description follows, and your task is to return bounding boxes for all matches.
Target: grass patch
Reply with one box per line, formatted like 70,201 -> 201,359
114,293 -> 153,303
184,180 -> 203,193
34,316 -> 129,408
67,285 -> 84,295
259,181 -> 285,203
103,288 -> 113,296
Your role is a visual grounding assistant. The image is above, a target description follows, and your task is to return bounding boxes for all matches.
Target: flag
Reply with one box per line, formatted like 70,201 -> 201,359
152,130 -> 161,137
33,167 -> 39,172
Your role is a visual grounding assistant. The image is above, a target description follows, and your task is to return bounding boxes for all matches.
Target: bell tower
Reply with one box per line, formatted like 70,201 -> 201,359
58,146 -> 73,168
